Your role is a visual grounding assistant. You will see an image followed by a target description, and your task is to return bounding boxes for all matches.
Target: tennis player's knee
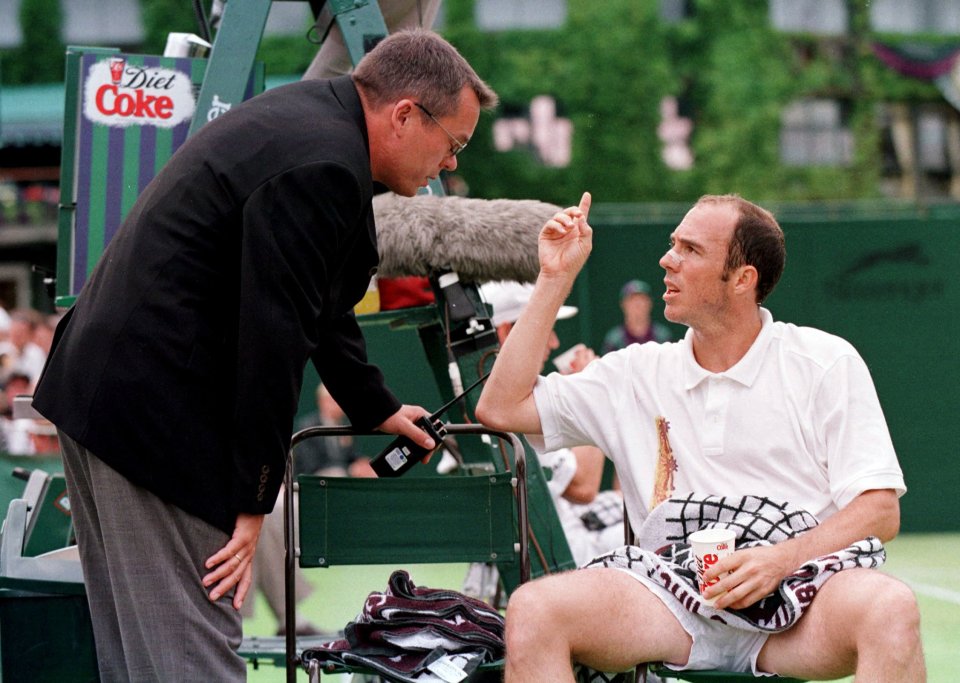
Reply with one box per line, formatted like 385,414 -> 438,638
858,576 -> 921,652
505,579 -> 567,649
505,580 -> 550,627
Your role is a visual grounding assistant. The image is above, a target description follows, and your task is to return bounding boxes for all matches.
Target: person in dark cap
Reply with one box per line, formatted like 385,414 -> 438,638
600,278 -> 673,354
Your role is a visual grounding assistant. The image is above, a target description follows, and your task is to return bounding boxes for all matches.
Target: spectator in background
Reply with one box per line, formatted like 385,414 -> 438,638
1,309 -> 47,386
293,383 -> 374,477
32,314 -> 60,356
0,308 -> 10,342
0,308 -> 11,381
601,279 -> 673,354
1,372 -> 36,454
28,419 -> 60,455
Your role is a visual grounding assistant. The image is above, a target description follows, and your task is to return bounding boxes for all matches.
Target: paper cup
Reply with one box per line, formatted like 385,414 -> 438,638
552,343 -> 586,374
689,528 -> 735,605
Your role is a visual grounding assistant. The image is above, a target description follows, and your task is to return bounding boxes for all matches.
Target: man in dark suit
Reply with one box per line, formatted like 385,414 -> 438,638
33,29 -> 497,681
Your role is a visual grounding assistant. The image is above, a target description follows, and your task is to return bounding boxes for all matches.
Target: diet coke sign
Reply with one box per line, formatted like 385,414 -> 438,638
83,57 -> 195,129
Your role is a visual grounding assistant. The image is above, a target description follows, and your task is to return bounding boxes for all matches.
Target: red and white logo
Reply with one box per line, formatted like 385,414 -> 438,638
83,58 -> 196,129
109,57 -> 124,83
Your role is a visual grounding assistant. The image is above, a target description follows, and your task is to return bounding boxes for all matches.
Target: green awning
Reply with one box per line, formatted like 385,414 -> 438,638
0,83 -> 65,147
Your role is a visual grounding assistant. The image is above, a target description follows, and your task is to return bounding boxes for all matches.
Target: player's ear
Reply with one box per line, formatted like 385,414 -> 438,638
734,265 -> 758,297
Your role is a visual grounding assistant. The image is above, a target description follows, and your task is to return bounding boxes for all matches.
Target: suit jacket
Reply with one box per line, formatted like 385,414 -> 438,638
34,76 -> 401,534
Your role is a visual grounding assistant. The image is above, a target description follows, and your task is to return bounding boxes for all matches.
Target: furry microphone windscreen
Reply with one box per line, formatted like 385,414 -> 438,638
373,192 -> 560,283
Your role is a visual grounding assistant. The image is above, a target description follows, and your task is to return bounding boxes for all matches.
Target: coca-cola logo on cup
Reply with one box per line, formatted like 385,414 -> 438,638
83,57 -> 196,129
696,552 -> 721,587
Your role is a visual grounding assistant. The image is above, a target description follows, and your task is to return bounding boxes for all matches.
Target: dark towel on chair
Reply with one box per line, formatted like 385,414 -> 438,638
303,569 -> 504,682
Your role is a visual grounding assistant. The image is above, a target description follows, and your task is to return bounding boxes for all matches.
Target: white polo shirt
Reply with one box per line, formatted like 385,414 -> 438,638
533,308 -> 905,530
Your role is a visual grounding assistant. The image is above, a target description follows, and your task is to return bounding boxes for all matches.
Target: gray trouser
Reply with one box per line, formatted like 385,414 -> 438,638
59,431 -> 247,682
302,0 -> 443,79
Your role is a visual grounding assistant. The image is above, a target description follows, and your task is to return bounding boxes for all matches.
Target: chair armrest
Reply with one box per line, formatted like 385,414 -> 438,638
0,498 -> 84,595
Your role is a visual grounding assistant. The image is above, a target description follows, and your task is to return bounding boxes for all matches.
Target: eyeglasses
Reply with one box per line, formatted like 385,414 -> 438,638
415,102 -> 468,157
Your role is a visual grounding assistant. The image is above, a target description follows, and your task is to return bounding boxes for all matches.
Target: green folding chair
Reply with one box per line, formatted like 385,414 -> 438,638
496,445 -> 577,596
280,424 -> 531,683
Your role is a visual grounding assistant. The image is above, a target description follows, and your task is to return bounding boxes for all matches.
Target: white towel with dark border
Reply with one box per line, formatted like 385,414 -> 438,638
584,493 -> 885,632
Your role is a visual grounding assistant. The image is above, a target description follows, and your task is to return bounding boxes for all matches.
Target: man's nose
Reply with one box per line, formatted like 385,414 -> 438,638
660,249 -> 682,270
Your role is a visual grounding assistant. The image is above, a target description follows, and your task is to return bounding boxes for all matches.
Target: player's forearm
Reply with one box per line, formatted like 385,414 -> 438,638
776,488 -> 900,570
479,194 -> 592,435
476,275 -> 573,434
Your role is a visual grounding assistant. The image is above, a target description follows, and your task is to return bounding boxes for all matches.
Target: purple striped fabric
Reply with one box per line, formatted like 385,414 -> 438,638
872,41 -> 960,80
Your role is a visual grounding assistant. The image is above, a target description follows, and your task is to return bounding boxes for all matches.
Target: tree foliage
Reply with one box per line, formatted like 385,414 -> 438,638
141,0 -> 200,55
439,0 -> 945,202
1,0 -> 63,84
256,32 -> 317,77
443,0 -> 675,205
1,0 -> 950,202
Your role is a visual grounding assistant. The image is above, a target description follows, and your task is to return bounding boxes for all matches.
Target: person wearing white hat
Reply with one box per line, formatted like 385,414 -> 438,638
482,280 -> 588,373
479,281 -> 623,567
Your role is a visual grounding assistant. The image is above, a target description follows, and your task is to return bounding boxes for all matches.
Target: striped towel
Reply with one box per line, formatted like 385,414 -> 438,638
303,569 -> 504,682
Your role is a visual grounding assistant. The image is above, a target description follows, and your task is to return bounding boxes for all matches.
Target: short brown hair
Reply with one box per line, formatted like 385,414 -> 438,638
696,194 -> 785,304
353,29 -> 498,116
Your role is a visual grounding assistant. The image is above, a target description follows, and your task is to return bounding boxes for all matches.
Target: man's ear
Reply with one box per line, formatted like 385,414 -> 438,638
391,99 -> 417,134
734,265 -> 759,297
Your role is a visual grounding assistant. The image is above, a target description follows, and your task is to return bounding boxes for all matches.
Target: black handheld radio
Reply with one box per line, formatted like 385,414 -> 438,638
369,371 -> 491,477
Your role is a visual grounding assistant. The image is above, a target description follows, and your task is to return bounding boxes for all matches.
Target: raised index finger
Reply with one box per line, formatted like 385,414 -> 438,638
579,191 -> 592,219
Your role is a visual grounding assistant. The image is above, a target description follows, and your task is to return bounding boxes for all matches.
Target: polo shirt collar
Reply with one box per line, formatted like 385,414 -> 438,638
681,307 -> 774,390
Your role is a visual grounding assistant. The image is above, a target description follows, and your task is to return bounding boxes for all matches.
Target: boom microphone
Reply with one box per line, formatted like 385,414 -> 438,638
373,192 -> 560,283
